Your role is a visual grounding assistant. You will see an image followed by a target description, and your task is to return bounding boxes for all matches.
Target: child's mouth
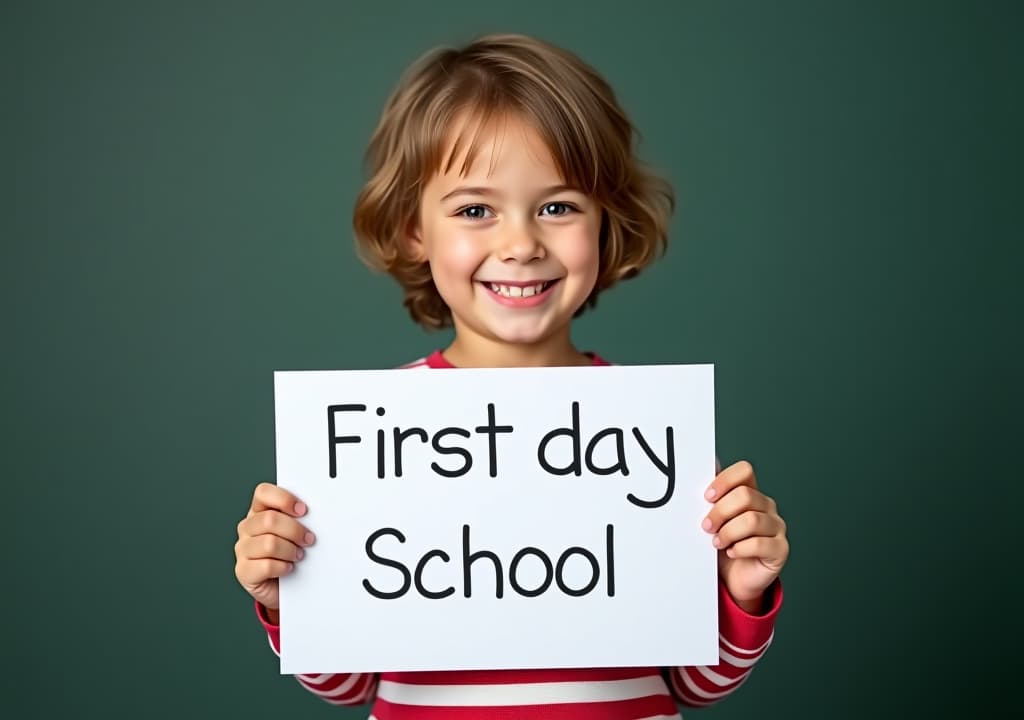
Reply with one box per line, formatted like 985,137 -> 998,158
479,279 -> 560,306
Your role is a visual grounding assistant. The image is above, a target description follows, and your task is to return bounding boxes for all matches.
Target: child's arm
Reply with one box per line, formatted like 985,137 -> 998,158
235,483 -> 379,706
254,601 -> 379,706
665,461 -> 788,706
664,577 -> 782,706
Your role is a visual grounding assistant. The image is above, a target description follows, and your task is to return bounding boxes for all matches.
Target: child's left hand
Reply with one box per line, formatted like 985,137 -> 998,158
703,460 -> 789,613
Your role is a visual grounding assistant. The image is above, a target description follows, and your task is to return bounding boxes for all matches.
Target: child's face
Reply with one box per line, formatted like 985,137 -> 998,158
410,113 -> 601,358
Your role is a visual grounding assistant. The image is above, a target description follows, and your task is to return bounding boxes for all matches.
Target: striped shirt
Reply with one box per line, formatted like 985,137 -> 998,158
256,349 -> 783,718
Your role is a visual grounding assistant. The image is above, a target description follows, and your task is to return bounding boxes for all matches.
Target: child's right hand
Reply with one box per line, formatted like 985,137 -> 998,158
233,482 -> 315,617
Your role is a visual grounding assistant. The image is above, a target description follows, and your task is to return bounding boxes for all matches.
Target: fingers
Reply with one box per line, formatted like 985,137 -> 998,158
702,482 -> 775,534
723,534 -> 790,567
240,483 -> 312,543
701,460 -> 786,555
235,557 -> 295,586
237,508 -> 315,548
237,534 -> 306,564
234,483 -> 314,604
250,482 -> 307,517
234,510 -> 312,590
705,460 -> 757,502
711,509 -> 785,551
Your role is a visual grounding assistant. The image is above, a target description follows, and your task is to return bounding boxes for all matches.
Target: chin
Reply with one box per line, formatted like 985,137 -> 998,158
488,322 -> 557,346
490,329 -> 545,345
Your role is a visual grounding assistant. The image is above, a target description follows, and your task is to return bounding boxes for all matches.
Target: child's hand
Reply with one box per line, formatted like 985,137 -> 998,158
234,483 -> 315,616
703,461 -> 788,613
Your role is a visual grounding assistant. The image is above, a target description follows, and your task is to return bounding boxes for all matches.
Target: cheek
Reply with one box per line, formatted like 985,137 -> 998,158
558,226 -> 601,280
429,230 -> 484,285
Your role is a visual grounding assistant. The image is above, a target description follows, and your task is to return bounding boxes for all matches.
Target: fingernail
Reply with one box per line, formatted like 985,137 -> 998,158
705,487 -> 716,500
296,548 -> 304,560
702,517 -> 712,532
712,534 -> 722,548
726,548 -> 736,558
304,532 -> 315,545
294,501 -> 307,516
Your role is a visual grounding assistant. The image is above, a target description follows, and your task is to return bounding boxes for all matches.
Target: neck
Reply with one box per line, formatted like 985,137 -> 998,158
443,326 -> 591,369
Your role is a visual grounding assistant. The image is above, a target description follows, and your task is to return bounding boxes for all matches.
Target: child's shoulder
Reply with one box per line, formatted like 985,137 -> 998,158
397,350 -> 612,369
397,350 -> 450,370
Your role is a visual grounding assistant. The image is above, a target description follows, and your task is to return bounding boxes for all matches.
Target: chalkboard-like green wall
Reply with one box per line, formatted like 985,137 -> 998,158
5,1 -> 1019,717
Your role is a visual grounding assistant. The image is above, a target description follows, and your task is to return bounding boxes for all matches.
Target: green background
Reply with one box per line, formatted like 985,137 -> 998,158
5,0 -> 1019,717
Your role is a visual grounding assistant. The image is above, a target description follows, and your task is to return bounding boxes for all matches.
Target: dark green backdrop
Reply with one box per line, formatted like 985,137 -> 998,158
5,0 -> 1019,717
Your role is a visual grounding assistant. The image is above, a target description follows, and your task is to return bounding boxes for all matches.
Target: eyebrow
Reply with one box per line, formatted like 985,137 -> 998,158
440,185 -> 579,202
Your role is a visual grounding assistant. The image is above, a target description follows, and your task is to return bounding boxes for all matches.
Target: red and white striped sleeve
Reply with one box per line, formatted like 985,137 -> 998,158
255,602 -> 379,706
666,579 -> 782,707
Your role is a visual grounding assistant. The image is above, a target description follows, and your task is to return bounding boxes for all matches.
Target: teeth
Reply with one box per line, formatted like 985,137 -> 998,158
488,282 -> 548,298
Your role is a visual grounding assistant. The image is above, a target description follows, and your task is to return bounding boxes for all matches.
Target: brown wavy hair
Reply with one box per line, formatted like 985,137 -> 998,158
353,33 -> 675,329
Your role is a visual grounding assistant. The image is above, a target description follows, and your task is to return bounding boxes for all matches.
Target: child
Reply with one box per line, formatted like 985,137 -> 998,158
233,33 -> 788,718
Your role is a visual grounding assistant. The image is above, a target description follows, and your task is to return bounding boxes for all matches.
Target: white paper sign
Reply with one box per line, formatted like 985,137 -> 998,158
274,363 -> 718,674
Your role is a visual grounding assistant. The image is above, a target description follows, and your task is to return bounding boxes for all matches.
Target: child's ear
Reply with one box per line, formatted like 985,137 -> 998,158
403,217 -> 428,262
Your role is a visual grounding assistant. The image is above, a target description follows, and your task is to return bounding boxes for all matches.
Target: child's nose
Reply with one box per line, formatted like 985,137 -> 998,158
497,225 -> 545,263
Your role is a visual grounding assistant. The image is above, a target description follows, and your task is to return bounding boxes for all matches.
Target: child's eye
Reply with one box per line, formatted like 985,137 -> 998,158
456,205 -> 493,220
540,202 -> 576,217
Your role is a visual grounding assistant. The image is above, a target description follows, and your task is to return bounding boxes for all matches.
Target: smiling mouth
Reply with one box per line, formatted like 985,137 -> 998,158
481,280 -> 559,299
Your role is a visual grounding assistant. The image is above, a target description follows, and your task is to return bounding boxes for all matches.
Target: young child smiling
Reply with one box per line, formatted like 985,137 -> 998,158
234,33 -> 789,718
